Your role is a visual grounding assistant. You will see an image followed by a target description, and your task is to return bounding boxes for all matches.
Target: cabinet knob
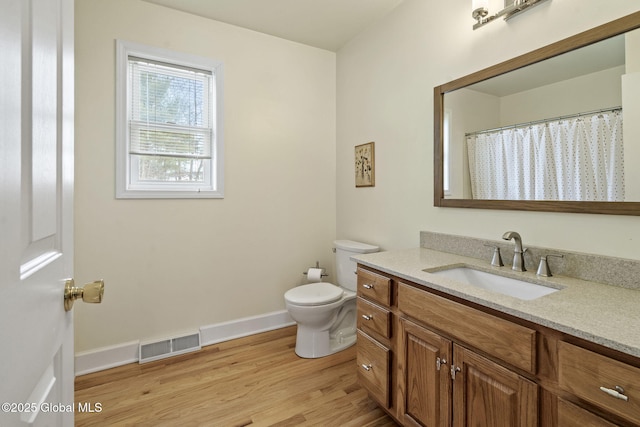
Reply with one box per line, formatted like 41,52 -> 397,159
436,357 -> 447,370
361,363 -> 372,371
361,314 -> 373,321
362,284 -> 374,289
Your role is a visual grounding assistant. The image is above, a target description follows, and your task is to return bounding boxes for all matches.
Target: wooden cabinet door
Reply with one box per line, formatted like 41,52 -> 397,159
452,344 -> 538,427
399,318 -> 452,427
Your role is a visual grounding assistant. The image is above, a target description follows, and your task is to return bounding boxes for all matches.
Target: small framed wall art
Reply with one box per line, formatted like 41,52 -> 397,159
355,142 -> 375,187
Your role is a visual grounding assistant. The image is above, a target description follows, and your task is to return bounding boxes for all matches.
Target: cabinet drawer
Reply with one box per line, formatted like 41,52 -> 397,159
357,297 -> 391,338
557,398 -> 617,427
357,267 -> 392,307
357,330 -> 391,408
558,341 -> 640,424
398,283 -> 536,373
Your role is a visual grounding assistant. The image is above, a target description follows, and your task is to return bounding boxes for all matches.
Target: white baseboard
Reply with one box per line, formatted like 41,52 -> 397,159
74,341 -> 139,376
74,310 -> 295,376
199,310 -> 294,346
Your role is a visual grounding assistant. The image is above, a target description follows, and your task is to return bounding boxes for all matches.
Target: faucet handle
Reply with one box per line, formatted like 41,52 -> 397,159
536,254 -> 564,277
484,244 -> 504,267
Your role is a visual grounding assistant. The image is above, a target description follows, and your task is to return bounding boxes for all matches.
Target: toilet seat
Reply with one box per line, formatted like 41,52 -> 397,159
284,282 -> 344,306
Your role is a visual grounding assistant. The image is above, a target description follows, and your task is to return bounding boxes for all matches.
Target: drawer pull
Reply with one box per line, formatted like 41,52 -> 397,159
362,284 -> 374,289
361,363 -> 372,371
361,314 -> 373,321
599,386 -> 629,402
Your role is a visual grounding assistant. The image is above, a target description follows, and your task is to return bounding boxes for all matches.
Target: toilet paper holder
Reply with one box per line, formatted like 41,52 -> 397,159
303,261 -> 328,277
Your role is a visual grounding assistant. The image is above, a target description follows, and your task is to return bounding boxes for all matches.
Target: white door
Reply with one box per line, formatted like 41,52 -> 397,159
0,0 -> 81,426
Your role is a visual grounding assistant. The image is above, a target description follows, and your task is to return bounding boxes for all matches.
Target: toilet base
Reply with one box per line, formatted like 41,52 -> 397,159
294,326 -> 357,359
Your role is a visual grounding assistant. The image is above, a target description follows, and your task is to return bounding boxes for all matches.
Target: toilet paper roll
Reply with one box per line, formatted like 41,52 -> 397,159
306,268 -> 324,283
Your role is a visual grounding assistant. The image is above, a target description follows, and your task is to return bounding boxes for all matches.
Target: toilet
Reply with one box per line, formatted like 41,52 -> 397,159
284,240 -> 379,358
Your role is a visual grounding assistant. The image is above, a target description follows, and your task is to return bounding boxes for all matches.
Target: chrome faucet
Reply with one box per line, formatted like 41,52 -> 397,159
536,254 -> 564,277
483,244 -> 504,267
502,231 -> 526,271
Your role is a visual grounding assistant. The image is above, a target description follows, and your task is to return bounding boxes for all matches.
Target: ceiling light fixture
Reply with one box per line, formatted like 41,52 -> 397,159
472,0 -> 550,30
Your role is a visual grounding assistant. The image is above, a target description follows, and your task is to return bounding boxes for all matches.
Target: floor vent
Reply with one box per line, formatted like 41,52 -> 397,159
139,332 -> 201,364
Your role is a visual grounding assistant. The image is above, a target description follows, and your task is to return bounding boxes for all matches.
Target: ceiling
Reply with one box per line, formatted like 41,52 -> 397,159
469,34 -> 626,97
143,0 -> 405,51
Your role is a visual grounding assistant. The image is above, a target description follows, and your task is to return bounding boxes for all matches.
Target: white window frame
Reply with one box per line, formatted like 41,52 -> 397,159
116,40 -> 224,198
443,108 -> 452,196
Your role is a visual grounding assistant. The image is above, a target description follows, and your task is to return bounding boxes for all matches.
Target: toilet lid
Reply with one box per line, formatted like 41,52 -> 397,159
284,282 -> 344,306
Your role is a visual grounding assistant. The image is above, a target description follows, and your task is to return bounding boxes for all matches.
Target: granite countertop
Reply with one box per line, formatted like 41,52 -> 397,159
352,248 -> 640,358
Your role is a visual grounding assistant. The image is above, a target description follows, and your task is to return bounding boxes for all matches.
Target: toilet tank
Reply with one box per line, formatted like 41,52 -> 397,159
334,240 -> 379,291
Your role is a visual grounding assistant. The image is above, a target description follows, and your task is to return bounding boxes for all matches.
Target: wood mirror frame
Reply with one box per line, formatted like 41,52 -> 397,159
434,11 -> 640,215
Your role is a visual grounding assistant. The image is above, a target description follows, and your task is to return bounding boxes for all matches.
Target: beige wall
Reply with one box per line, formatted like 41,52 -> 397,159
337,0 -> 640,254
500,66 -> 623,125
624,29 -> 640,201
74,0 -> 336,352
444,88 -> 500,199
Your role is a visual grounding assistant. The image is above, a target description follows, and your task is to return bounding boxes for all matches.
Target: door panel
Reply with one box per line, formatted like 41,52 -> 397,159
453,344 -> 537,427
399,318 -> 452,427
0,0 -> 75,426
22,0 -> 66,277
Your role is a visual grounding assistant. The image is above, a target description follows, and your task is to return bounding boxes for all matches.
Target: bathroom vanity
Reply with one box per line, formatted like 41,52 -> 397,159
354,234 -> 640,427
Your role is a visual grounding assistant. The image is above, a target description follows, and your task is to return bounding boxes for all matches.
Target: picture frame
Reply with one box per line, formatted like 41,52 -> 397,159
355,142 -> 375,187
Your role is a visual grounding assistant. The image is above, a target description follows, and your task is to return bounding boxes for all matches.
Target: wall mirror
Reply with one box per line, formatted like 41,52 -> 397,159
434,11 -> 640,215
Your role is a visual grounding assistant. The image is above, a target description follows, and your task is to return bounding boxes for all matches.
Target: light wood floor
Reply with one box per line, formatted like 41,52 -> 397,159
75,326 -> 399,427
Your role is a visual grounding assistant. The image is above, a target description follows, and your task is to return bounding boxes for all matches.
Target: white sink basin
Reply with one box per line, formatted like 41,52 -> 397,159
428,266 -> 560,300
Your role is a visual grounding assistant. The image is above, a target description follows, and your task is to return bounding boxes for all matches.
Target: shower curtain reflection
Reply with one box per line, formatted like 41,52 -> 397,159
466,109 -> 624,201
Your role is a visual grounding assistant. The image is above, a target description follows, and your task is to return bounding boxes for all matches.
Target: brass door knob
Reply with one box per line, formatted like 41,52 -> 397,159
64,279 -> 104,311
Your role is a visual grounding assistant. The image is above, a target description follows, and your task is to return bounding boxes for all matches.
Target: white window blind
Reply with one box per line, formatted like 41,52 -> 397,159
129,58 -> 213,182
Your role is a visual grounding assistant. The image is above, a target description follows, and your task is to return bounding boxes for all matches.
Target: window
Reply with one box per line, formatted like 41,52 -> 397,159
116,40 -> 223,198
443,109 -> 452,196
